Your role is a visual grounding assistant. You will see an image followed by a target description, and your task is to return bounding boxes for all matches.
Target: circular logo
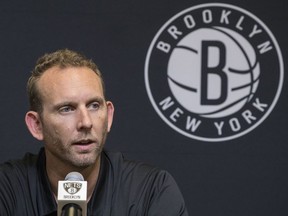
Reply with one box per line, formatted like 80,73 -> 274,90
145,3 -> 284,142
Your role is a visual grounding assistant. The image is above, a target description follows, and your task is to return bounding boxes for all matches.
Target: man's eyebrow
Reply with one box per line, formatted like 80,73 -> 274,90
87,96 -> 105,104
53,97 -> 105,109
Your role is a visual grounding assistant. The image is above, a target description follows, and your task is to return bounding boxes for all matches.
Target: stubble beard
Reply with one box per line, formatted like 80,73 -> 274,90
43,116 -> 110,169
72,143 -> 103,168
63,130 -> 108,168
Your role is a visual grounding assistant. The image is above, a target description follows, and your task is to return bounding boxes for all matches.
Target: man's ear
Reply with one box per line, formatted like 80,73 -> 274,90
25,111 -> 44,140
106,101 -> 114,132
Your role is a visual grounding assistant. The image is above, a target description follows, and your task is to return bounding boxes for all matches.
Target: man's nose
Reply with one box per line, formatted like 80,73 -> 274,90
77,108 -> 93,130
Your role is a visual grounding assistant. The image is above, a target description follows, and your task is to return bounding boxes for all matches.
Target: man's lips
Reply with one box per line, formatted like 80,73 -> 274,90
73,139 -> 94,145
72,139 -> 96,151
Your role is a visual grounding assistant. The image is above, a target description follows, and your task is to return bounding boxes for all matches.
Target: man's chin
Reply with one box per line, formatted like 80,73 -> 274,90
70,153 -> 99,168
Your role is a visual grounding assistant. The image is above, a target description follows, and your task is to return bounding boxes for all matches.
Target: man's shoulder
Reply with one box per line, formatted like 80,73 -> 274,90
103,150 -> 170,182
102,151 -> 188,215
104,151 -> 159,171
0,151 -> 39,179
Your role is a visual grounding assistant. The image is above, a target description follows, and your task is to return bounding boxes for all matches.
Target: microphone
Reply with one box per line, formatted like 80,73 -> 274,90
57,172 -> 87,216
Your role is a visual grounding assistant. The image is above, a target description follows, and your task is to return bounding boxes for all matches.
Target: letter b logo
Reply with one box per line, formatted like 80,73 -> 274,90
201,40 -> 227,105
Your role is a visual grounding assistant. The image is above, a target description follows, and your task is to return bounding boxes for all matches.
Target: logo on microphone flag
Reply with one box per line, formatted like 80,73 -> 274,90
63,182 -> 83,194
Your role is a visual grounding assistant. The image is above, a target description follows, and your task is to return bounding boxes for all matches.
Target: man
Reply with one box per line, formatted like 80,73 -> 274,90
0,49 -> 188,215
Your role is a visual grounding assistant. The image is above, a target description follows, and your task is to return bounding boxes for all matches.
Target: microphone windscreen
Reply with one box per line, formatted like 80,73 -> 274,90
65,172 -> 84,181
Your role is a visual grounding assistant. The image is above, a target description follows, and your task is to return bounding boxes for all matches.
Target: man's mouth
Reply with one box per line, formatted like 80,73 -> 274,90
72,139 -> 96,152
74,139 -> 94,145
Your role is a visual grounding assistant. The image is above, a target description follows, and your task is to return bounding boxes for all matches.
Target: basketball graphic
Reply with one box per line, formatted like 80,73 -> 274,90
145,3 -> 284,141
168,27 -> 260,118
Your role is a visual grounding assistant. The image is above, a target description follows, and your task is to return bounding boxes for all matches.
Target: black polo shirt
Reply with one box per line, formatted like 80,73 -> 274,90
0,148 -> 188,215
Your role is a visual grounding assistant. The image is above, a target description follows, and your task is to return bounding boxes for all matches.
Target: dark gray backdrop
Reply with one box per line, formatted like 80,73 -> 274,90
0,0 -> 287,215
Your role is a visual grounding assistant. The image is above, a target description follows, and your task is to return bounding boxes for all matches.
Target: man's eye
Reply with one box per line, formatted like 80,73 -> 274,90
89,102 -> 100,110
59,106 -> 74,113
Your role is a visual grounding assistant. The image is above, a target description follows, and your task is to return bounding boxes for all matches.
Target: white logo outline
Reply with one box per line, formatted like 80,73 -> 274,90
144,3 -> 284,142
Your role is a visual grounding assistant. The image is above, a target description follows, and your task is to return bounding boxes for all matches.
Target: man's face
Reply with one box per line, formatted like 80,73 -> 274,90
33,66 -> 114,168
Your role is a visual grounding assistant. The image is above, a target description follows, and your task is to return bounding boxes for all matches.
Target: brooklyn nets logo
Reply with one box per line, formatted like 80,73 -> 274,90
63,182 -> 82,194
144,3 -> 283,142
